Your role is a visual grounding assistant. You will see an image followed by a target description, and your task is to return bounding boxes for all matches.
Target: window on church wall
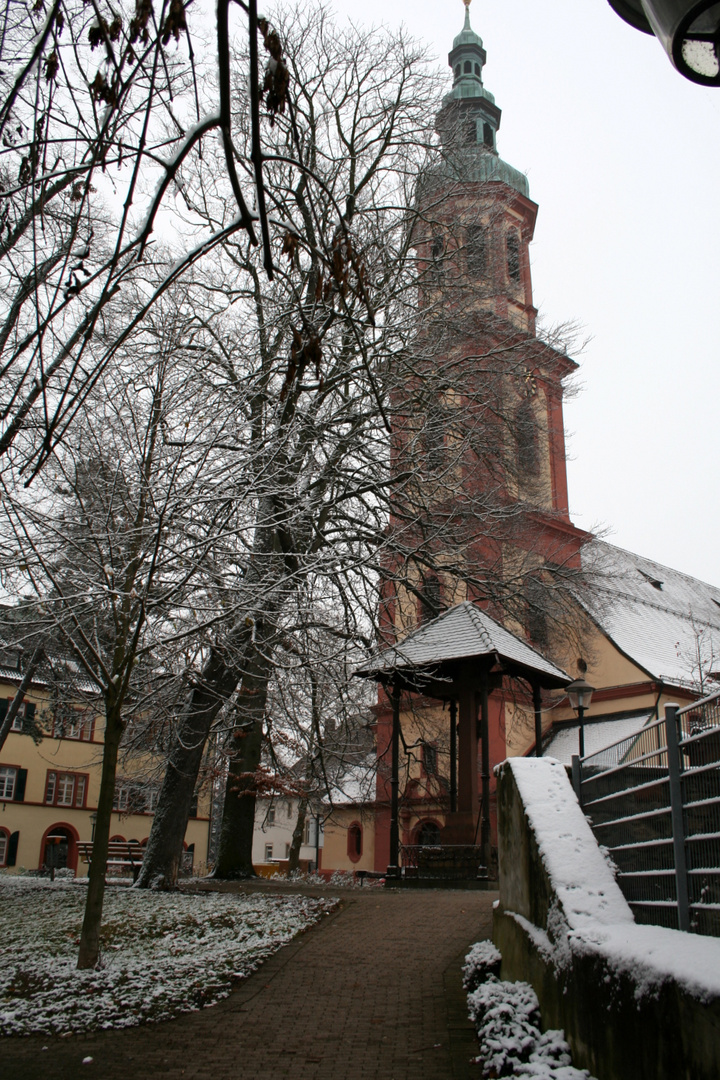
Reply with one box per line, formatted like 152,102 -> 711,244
516,397 -> 540,478
474,63 -> 481,76
347,823 -> 363,863
466,225 -> 488,276
455,64 -> 461,78
463,60 -> 471,73
419,573 -> 442,624
421,742 -> 438,776
464,119 -> 477,145
524,579 -> 549,648
483,122 -> 494,149
507,231 -> 521,283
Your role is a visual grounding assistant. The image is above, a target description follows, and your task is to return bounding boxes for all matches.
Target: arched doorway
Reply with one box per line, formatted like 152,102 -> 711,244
415,820 -> 441,846
40,823 -> 79,873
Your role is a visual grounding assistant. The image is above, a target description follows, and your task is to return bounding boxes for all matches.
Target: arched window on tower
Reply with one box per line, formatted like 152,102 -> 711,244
516,396 -> 540,478
524,578 -> 549,648
423,399 -> 445,472
507,231 -> 521,283
474,63 -> 481,76
463,60 -> 471,73
466,225 -> 488,276
483,122 -> 494,149
464,118 -> 476,145
455,64 -> 461,79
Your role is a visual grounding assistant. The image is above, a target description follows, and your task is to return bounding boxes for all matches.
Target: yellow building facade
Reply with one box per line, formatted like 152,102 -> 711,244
0,667 -> 210,876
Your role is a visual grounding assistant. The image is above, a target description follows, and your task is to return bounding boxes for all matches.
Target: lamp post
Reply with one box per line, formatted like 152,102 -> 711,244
608,0 -> 720,86
566,678 -> 595,759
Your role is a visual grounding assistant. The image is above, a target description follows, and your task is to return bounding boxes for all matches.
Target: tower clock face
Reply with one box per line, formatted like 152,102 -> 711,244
522,370 -> 538,397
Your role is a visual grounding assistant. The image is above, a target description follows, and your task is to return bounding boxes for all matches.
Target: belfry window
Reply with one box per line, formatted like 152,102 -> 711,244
483,122 -> 494,149
466,225 -> 488,276
464,60 -> 471,73
507,232 -> 521,283
474,63 -> 481,76
455,64 -> 461,78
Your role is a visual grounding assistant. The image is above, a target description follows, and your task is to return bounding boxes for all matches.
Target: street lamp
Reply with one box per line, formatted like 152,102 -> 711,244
566,678 -> 595,758
608,0 -> 720,86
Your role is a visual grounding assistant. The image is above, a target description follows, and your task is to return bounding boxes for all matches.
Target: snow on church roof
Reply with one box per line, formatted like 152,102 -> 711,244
579,541 -> 720,689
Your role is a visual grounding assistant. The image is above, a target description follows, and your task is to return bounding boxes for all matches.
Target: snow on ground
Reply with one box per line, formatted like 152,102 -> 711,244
0,877 -> 337,1036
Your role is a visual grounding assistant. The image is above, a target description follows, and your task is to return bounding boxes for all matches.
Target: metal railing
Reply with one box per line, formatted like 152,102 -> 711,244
574,690 -> 720,936
399,843 -> 486,881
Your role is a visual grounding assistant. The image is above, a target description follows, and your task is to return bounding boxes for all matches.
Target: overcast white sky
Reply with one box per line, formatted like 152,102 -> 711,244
328,0 -> 720,586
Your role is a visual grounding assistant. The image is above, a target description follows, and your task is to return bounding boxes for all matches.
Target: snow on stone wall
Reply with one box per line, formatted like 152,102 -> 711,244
505,757 -> 720,1002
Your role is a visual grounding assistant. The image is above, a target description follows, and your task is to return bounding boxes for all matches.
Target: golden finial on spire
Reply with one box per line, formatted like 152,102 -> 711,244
463,0 -> 472,29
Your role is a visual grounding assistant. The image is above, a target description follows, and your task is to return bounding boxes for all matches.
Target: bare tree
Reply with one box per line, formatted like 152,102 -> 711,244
0,301 -> 234,966
0,0 -> 290,476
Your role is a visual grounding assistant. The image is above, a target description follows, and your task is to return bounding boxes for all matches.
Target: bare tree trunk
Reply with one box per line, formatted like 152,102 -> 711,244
77,703 -> 123,969
287,796 -> 309,875
135,646 -> 243,889
213,640 -> 272,879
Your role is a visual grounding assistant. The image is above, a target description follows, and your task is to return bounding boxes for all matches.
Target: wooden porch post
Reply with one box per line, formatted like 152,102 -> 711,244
479,669 -> 491,870
457,685 -> 479,827
388,684 -> 400,873
449,699 -> 458,814
533,682 -> 543,757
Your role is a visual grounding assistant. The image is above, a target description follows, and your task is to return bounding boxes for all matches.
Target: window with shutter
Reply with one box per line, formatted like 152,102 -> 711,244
0,766 -> 17,800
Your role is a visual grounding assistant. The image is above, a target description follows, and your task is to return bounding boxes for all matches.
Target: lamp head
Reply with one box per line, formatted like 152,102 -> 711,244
566,677 -> 595,712
608,0 -> 720,85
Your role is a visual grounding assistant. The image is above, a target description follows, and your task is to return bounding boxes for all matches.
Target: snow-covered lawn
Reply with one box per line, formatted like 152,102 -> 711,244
0,877 -> 337,1036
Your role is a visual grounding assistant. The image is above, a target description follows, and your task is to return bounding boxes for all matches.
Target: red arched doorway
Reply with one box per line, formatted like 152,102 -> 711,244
40,823 -> 79,873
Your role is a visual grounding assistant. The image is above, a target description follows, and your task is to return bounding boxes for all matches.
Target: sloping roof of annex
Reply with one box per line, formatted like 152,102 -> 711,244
577,541 -> 720,690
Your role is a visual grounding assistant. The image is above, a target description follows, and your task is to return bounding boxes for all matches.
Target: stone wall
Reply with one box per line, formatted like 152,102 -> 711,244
493,757 -> 720,1080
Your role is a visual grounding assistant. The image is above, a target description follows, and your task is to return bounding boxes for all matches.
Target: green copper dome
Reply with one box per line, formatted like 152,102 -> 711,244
434,1 -> 530,200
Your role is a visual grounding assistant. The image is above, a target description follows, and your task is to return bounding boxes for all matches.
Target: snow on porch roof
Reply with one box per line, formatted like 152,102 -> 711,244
356,601 -> 570,688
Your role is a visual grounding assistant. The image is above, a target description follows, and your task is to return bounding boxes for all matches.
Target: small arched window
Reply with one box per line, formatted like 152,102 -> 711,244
347,822 -> 363,862
483,122 -> 494,148
455,64 -> 461,79
463,60 -> 471,74
474,63 -> 481,76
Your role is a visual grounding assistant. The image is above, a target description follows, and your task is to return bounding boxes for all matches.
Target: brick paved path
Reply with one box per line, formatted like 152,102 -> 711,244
2,883 -> 496,1080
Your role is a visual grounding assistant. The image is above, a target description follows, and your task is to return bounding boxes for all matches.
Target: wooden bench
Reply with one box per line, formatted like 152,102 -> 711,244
77,841 -> 144,882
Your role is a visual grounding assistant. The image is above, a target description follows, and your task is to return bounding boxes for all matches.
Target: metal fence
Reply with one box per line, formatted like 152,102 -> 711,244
574,690 -> 720,936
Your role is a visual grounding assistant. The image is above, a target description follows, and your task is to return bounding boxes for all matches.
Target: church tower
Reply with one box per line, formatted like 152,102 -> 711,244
370,2 -> 588,873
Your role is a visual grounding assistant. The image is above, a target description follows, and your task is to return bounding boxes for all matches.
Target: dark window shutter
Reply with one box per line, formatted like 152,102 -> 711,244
189,793 -> 199,818
7,831 -> 19,866
0,699 -> 7,722
14,769 -> 27,802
